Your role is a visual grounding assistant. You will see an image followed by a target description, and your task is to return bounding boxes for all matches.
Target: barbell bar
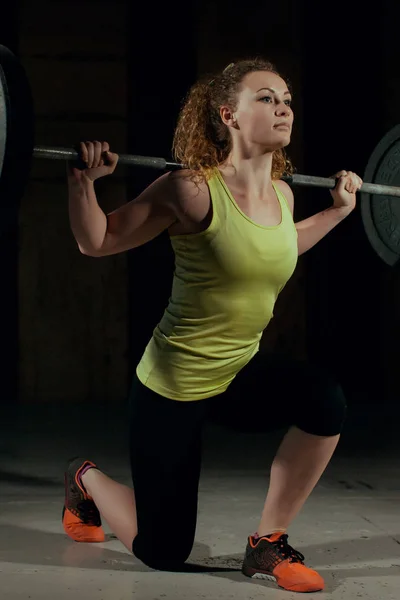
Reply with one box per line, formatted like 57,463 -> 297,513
32,145 -> 400,198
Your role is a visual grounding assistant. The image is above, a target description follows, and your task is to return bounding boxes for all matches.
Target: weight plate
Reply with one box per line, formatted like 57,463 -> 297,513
0,52 -> 8,185
361,125 -> 400,266
0,45 -> 34,236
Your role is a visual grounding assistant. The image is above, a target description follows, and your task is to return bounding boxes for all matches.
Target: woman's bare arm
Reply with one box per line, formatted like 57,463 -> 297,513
71,170 -> 204,257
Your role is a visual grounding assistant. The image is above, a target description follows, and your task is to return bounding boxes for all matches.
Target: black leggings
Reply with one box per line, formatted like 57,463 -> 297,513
128,352 -> 347,570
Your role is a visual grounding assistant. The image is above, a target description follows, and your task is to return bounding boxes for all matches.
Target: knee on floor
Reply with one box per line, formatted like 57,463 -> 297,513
132,535 -> 192,571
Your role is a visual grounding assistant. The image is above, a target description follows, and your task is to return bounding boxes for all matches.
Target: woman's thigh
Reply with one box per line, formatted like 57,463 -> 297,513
128,376 -> 208,568
210,352 -> 347,436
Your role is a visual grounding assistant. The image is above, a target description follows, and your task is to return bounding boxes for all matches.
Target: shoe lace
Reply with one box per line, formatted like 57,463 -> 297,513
76,499 -> 101,526
272,534 -> 305,564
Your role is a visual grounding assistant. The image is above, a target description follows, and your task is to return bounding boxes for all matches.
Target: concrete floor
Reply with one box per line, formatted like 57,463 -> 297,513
1,402 -> 400,599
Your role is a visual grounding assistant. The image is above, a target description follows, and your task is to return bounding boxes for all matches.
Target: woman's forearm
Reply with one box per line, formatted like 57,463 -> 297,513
295,206 -> 351,255
68,176 -> 108,254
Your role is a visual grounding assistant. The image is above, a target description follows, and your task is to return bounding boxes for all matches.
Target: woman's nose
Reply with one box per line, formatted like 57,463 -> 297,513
276,103 -> 290,116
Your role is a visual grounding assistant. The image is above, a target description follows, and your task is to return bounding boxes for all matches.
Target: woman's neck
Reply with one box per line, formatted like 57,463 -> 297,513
219,149 -> 274,199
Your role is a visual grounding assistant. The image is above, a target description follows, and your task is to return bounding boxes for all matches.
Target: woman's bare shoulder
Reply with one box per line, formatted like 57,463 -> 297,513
274,179 -> 294,214
167,169 -> 212,234
167,169 -> 209,201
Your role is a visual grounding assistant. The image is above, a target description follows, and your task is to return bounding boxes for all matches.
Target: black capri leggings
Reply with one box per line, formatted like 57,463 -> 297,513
128,351 -> 347,570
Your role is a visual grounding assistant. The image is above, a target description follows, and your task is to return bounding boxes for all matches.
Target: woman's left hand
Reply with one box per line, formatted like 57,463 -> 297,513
330,170 -> 363,213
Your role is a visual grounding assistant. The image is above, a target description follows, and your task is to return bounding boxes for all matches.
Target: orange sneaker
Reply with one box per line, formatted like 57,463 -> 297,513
62,457 -> 105,543
242,532 -> 324,593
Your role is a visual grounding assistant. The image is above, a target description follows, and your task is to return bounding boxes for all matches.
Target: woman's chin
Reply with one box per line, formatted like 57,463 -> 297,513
263,138 -> 291,152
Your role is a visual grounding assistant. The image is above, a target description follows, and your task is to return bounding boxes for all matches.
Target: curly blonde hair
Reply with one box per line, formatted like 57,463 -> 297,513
172,58 -> 294,182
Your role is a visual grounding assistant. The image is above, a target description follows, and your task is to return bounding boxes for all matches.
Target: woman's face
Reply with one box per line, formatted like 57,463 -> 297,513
223,70 -> 294,151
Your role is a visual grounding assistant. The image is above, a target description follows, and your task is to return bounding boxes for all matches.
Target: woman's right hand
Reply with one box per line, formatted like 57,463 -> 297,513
68,141 -> 119,182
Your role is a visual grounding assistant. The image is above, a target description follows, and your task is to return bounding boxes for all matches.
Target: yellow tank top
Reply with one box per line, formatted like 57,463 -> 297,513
136,169 -> 298,401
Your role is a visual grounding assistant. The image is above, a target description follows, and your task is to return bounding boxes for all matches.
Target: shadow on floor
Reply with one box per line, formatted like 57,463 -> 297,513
0,470 -> 60,487
1,523 -> 400,593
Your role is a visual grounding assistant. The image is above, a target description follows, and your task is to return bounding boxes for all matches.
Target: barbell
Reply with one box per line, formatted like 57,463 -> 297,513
1,43 -> 400,266
30,146 -> 400,198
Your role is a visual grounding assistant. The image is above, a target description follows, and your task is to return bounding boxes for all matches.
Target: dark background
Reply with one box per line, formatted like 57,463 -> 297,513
1,0 -> 400,441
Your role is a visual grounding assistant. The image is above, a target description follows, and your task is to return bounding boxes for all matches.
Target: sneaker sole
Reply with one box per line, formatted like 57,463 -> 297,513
242,566 -> 323,593
242,566 -> 277,583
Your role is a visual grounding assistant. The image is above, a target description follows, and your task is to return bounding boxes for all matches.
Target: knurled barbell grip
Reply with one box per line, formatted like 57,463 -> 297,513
282,174 -> 400,198
33,146 -> 168,170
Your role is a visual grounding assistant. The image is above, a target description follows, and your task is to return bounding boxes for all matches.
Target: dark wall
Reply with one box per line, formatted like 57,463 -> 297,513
126,1 -> 197,372
16,0 -> 129,403
300,1 -> 391,409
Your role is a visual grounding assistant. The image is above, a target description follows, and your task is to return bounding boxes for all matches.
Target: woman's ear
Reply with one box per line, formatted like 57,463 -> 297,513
220,105 -> 236,127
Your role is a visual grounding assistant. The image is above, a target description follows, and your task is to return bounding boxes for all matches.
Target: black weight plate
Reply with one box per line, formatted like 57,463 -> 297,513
361,125 -> 400,266
0,51 -> 8,186
0,45 -> 34,236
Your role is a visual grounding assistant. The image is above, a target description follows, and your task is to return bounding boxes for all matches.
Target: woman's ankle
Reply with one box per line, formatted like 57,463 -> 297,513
80,467 -> 100,495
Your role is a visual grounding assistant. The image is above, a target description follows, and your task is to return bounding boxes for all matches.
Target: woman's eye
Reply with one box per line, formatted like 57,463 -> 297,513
259,96 -> 292,107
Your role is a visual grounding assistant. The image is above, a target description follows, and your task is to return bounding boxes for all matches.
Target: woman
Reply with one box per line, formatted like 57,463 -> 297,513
63,59 -> 362,593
